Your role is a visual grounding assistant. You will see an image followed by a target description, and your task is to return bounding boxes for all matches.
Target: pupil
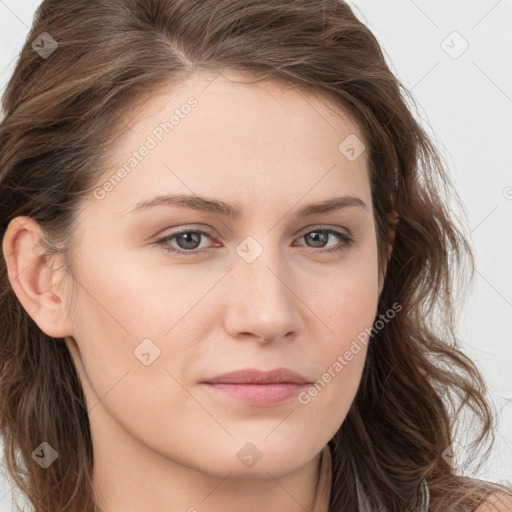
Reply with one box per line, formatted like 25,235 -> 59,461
307,231 -> 326,248
179,232 -> 200,249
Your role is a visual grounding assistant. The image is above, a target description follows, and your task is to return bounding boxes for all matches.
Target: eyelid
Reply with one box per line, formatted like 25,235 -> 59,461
161,223 -> 353,237
154,224 -> 355,255
156,222 -> 351,238
154,225 -> 216,243
295,223 -> 352,237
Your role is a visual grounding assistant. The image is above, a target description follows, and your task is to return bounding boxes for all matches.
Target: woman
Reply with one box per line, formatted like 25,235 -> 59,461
0,1 -> 510,511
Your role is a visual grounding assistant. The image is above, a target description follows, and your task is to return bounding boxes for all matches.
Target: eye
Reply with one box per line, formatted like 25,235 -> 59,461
293,227 -> 354,253
155,228 -> 216,255
154,226 -> 355,256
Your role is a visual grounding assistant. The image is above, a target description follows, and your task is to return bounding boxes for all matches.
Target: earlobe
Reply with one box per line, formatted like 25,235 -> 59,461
2,216 -> 73,339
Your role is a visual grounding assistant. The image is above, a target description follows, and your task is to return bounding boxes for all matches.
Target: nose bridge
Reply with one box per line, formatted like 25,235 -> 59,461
224,234 -> 301,341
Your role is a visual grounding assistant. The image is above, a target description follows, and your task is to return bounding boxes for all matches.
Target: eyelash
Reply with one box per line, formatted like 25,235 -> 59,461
154,226 -> 355,256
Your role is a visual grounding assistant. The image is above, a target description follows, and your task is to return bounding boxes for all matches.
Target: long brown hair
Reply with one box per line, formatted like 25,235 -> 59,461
0,1 -> 510,511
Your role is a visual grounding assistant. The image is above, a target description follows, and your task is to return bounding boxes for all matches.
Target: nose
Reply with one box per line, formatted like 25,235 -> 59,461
223,244 -> 303,344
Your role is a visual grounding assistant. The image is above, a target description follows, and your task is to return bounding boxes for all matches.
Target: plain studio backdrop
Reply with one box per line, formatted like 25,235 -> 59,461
0,0 -> 511,509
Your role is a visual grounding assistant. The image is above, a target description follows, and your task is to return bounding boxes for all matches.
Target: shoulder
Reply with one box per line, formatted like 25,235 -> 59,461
468,480 -> 512,512
474,494 -> 512,512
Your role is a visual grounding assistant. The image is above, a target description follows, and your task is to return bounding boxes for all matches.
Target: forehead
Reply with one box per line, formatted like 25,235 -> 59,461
89,71 -> 371,218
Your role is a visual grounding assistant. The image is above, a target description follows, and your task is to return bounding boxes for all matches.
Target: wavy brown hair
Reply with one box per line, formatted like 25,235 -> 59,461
0,1 -> 510,511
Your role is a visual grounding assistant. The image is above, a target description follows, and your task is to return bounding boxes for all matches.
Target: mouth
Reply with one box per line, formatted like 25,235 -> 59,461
200,367 -> 311,406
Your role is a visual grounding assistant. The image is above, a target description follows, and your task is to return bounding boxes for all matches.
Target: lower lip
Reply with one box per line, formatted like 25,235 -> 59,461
201,382 -> 309,406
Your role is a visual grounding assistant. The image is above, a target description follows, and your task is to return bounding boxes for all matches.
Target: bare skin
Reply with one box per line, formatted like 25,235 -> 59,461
3,71 -> 392,512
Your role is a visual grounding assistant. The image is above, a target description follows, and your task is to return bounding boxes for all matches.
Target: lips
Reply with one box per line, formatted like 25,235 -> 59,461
200,368 -> 311,406
201,367 -> 311,385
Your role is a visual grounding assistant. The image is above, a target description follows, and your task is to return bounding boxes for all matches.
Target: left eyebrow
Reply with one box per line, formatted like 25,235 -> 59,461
296,195 -> 368,216
124,193 -> 368,218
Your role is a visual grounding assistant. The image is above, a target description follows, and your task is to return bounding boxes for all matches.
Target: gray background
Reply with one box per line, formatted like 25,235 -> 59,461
0,0 -> 511,510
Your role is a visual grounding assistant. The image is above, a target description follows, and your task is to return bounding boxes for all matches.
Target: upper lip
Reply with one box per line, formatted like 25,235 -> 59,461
202,367 -> 311,385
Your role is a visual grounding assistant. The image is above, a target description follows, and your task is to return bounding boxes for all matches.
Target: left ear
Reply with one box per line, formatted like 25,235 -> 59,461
378,209 -> 399,296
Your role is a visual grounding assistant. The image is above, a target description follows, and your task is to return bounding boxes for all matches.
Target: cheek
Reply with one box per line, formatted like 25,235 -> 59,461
66,264 -> 195,445
65,253 -> 172,404
71,243 -> 204,338
297,244 -> 379,410
309,282 -> 376,396
314,239 -> 380,344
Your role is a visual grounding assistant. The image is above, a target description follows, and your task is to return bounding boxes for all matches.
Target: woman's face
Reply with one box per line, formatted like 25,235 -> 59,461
60,71 -> 381,478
